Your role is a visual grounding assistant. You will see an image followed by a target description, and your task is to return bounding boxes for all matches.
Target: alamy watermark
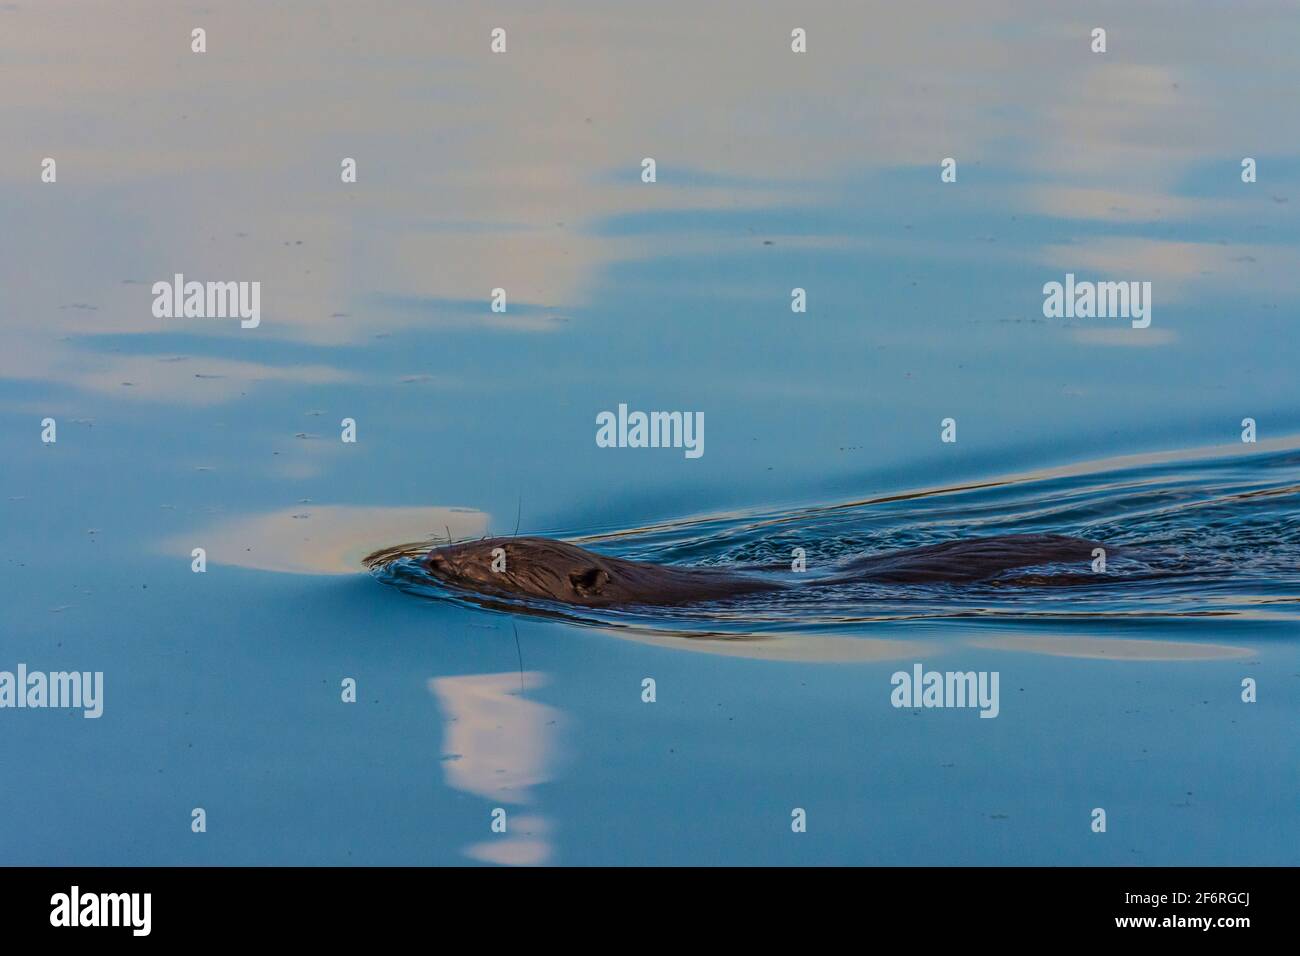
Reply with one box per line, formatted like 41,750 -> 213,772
1043,273 -> 1151,329
891,663 -> 999,718
50,886 -> 150,936
595,403 -> 704,459
0,664 -> 102,718
152,273 -> 261,328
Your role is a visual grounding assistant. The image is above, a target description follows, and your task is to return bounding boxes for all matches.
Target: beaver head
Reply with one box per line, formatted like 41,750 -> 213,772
423,536 -> 772,607
424,536 -> 644,606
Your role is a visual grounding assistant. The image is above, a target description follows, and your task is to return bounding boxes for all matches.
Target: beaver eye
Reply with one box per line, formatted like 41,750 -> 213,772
427,554 -> 451,573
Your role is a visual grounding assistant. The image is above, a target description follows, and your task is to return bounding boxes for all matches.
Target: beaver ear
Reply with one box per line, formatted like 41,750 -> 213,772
568,567 -> 611,596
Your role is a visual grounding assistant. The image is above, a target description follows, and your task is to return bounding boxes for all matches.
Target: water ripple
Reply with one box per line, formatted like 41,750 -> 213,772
370,439 -> 1300,634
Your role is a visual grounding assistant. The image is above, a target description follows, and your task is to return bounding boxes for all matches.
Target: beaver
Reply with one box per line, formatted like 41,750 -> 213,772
420,533 -> 1104,608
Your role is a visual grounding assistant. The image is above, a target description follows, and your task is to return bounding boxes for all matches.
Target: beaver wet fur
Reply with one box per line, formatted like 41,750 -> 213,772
422,533 -> 1105,608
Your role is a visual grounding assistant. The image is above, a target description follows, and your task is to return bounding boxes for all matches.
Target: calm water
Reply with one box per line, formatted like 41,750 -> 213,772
2,1 -> 1297,865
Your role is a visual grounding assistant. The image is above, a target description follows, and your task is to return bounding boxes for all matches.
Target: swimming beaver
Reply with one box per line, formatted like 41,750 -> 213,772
421,534 -> 1104,608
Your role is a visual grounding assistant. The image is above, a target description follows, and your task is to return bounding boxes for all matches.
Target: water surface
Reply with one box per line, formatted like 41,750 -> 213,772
2,0 -> 1297,865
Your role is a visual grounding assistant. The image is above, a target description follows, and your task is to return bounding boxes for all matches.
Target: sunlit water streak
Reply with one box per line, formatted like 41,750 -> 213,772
370,441 -> 1300,633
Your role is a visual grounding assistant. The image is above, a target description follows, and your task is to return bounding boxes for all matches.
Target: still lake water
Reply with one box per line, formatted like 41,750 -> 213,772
2,1 -> 1298,865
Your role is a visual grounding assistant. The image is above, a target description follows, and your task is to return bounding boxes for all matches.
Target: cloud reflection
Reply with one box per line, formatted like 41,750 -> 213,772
429,672 -> 566,866
164,505 -> 488,575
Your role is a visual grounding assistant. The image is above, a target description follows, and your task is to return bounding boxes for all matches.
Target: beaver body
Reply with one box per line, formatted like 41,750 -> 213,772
422,533 -> 1103,608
